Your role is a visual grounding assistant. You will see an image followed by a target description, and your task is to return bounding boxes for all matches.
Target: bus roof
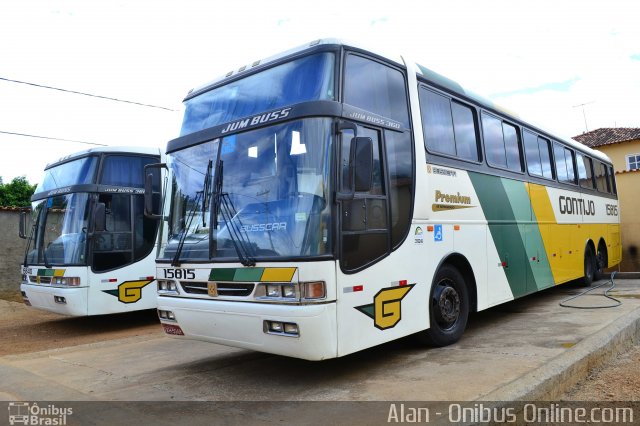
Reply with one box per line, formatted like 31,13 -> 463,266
44,146 -> 161,170
185,38 -> 403,101
184,38 -> 611,165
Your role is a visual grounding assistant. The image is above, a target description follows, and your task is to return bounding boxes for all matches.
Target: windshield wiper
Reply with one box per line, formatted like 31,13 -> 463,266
171,160 -> 212,267
211,160 -> 256,267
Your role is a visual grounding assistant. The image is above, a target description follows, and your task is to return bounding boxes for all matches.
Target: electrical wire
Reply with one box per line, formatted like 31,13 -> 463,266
0,77 -> 177,111
559,271 -> 622,309
0,130 -> 107,146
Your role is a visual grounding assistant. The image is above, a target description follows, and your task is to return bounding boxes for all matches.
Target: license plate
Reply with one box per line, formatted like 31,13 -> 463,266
207,282 -> 218,297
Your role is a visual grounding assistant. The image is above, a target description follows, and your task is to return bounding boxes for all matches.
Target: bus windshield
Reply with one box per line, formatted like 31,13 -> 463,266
161,118 -> 333,263
36,156 -> 99,193
26,193 -> 91,265
180,52 -> 335,136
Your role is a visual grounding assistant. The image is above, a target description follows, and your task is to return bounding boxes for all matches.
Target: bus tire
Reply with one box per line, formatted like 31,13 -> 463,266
417,264 -> 469,347
582,245 -> 596,287
594,243 -> 607,282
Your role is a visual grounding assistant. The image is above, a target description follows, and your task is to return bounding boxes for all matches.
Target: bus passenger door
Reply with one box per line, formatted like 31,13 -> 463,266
335,124 -> 424,357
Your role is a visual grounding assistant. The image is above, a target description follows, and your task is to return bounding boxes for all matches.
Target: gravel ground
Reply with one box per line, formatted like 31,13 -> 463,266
0,291 -> 161,356
562,343 -> 640,401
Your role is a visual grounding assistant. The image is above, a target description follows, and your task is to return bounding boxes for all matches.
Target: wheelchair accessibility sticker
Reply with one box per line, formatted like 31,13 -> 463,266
434,224 -> 443,242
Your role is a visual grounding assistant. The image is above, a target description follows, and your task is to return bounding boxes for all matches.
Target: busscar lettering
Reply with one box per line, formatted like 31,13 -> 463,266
240,222 -> 287,232
221,108 -> 291,134
558,196 -> 596,216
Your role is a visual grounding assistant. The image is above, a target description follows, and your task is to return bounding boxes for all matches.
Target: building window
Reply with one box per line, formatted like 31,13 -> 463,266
627,154 -> 640,171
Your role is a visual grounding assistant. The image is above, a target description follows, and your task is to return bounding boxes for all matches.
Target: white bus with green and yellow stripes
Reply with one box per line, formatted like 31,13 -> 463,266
20,146 -> 163,316
148,39 -> 620,360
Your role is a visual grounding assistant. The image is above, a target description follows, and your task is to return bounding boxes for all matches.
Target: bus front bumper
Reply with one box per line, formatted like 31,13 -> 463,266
157,296 -> 338,361
20,284 -> 89,316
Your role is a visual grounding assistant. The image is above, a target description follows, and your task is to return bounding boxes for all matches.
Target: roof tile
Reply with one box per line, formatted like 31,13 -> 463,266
573,128 -> 640,148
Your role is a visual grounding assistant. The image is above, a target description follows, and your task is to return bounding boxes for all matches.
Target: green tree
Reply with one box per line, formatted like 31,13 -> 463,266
0,176 -> 37,207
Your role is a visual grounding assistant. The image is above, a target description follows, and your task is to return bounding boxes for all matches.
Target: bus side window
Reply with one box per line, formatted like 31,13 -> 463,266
608,165 -> 617,194
553,142 -> 568,182
419,87 -> 479,162
481,113 -> 522,172
594,161 -> 608,193
344,54 -> 409,129
576,153 -> 595,190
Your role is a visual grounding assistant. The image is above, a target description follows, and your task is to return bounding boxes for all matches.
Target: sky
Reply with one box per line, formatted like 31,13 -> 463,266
1,0 -> 639,185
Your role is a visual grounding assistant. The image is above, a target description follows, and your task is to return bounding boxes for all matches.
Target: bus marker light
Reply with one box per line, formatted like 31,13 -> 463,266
454,225 -> 460,231
162,324 -> 184,336
399,280 -> 408,286
353,285 -> 363,292
303,281 -> 326,299
427,226 -> 434,232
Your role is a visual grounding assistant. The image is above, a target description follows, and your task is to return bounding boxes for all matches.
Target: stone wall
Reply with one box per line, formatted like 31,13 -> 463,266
0,208 -> 28,295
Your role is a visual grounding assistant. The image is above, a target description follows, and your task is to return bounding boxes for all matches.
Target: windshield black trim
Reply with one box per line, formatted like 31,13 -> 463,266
167,101 -> 342,154
31,184 -> 147,201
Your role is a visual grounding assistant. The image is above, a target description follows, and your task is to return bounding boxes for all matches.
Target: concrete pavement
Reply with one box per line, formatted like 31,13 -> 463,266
1,279 -> 639,403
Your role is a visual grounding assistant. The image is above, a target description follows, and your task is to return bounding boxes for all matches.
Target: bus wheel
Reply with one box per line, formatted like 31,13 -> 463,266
582,245 -> 597,287
594,244 -> 607,282
418,265 -> 469,347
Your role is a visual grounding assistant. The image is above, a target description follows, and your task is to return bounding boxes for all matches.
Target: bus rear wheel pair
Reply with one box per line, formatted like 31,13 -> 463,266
415,265 -> 470,347
582,242 -> 607,287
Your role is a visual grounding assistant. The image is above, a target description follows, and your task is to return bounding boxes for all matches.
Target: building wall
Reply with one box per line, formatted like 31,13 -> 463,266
0,209 -> 28,296
596,139 -> 640,271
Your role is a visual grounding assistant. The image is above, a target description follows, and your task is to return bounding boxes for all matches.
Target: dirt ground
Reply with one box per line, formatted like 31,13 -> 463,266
562,343 -> 640,401
0,290 -> 161,356
1,290 -> 638,400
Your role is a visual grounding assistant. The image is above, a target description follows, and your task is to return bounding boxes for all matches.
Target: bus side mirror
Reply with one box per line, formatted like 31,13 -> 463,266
18,211 -> 28,239
94,203 -> 106,232
144,162 -> 166,219
353,137 -> 373,192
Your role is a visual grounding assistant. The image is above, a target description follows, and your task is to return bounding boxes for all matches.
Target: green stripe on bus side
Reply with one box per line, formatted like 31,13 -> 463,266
469,173 -> 547,297
503,180 -> 554,291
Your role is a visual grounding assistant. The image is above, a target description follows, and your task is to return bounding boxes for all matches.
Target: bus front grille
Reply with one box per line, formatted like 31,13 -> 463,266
180,281 -> 255,297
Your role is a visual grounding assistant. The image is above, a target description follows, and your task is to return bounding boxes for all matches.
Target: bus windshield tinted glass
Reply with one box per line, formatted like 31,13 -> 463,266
36,157 -> 98,192
26,193 -> 91,265
160,118 -> 333,261
180,53 -> 335,136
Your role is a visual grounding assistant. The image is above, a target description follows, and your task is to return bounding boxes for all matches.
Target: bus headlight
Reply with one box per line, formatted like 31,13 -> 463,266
53,277 -> 81,286
266,284 -> 282,298
257,281 -> 325,303
157,279 -> 179,294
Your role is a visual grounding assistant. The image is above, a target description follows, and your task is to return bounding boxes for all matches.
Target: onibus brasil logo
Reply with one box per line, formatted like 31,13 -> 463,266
8,402 -> 72,425
355,283 -> 415,330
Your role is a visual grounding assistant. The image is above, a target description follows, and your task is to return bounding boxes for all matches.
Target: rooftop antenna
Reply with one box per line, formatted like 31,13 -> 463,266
573,101 -> 594,132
